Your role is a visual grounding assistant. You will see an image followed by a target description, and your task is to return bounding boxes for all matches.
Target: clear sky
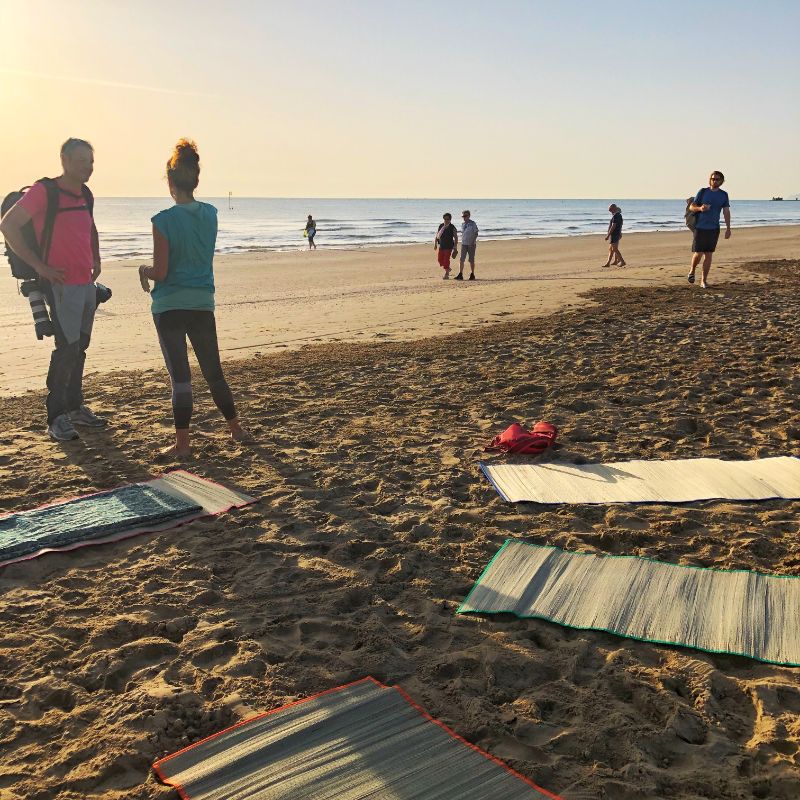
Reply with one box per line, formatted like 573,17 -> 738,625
1,0 -> 798,198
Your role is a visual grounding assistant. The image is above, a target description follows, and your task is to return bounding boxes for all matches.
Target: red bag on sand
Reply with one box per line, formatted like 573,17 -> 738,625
486,422 -> 558,455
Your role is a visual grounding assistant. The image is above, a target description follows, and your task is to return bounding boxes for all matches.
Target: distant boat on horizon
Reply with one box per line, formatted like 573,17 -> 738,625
771,196 -> 784,201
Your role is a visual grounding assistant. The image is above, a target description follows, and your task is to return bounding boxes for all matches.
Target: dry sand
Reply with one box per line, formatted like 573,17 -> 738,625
0,232 -> 799,799
1,225 -> 798,396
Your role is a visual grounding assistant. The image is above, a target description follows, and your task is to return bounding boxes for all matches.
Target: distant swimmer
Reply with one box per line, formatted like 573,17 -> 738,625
139,139 -> 252,460
687,171 -> 731,289
434,213 -> 458,279
305,215 -> 317,250
0,138 -> 108,441
455,210 -> 479,280
602,204 -> 625,267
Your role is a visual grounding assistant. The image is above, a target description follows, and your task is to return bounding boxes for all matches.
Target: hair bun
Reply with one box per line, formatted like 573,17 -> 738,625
174,138 -> 199,165
166,138 -> 201,191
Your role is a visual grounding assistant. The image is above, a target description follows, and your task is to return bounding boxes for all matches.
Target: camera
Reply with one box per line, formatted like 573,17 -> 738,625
19,279 -> 53,340
95,282 -> 112,306
18,281 -> 112,341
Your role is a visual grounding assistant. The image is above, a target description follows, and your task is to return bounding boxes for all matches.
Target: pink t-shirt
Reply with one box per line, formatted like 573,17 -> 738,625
17,181 -> 94,285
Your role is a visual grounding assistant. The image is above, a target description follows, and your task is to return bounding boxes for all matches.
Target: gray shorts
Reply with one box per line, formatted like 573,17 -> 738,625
459,243 -> 476,265
48,283 -> 96,345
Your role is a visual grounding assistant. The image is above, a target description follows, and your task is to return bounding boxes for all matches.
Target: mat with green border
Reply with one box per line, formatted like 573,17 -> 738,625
458,540 -> 800,667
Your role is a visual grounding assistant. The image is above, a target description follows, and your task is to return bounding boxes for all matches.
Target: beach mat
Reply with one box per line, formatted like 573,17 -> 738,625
458,540 -> 800,667
0,470 -> 255,567
481,456 -> 800,504
153,677 -> 560,800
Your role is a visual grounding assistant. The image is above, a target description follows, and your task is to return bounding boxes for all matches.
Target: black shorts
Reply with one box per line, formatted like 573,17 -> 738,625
610,234 -> 621,244
692,227 -> 720,253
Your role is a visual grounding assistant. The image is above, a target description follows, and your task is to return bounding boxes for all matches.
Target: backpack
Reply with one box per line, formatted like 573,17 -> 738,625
485,421 -> 558,455
2,178 -> 94,280
684,188 -> 706,232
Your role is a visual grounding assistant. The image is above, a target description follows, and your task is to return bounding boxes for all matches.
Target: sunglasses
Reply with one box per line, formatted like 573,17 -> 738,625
710,176 -> 723,181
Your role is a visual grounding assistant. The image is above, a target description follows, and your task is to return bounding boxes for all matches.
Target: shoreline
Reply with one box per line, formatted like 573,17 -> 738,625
1,225 -> 798,399
108,220 -> 800,260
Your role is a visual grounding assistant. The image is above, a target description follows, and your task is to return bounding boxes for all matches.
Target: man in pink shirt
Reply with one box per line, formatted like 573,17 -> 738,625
0,138 -> 107,441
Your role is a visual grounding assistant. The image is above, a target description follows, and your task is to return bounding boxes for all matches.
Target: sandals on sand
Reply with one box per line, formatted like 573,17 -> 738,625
687,273 -> 696,284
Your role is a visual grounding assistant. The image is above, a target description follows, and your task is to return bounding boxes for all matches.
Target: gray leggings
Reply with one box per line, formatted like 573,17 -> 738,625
153,310 -> 236,429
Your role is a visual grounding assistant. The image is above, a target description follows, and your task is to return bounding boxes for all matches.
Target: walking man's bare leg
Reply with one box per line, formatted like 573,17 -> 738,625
701,253 -> 713,288
688,252 -> 703,283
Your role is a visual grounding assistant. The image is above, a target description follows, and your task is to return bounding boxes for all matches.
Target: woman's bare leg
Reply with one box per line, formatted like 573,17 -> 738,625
158,428 -> 191,461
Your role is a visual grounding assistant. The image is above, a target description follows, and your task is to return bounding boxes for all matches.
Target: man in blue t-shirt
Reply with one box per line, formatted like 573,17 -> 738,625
687,170 -> 731,289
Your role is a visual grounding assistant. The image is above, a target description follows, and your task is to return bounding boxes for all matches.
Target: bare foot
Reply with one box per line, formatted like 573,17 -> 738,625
616,260 -> 626,266
156,445 -> 192,463
229,424 -> 255,444
601,263 -> 610,268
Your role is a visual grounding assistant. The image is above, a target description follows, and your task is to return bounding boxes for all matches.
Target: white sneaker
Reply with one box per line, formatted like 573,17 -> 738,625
48,414 -> 80,441
69,405 -> 108,428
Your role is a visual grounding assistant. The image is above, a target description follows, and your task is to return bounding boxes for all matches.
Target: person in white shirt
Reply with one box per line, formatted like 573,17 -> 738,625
455,210 -> 479,280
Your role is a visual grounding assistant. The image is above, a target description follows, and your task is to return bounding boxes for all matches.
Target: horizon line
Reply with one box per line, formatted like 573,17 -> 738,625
90,195 -> 796,202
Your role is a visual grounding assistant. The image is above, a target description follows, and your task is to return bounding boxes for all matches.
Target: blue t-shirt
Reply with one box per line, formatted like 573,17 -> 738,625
150,201 -> 217,313
694,187 -> 730,230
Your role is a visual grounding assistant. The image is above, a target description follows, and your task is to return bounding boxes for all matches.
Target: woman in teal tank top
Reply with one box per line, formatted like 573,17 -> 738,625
139,139 -> 251,459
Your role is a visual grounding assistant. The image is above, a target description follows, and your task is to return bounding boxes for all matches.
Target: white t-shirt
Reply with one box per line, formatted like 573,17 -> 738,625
461,219 -> 479,246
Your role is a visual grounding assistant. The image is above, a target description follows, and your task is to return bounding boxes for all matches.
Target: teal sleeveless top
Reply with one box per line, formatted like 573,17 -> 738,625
150,201 -> 217,314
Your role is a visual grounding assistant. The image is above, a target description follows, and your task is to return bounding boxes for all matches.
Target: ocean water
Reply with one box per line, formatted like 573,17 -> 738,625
94,197 -> 800,261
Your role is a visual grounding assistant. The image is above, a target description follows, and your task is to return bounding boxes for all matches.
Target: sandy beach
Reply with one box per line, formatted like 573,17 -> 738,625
1,225 -> 798,396
1,231 -> 800,799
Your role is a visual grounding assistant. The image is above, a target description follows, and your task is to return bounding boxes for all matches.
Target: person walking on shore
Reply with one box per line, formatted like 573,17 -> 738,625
602,204 -> 625,267
434,213 -> 458,279
0,138 -> 107,441
687,171 -> 731,289
455,210 -> 479,280
139,139 -> 250,460
305,215 -> 317,249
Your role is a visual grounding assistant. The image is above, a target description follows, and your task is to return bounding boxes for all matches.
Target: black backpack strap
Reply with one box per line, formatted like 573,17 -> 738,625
34,179 -> 95,264
37,177 -> 59,264
81,185 -> 95,218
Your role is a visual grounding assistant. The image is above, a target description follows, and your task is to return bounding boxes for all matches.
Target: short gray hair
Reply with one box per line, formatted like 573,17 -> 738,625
61,138 -> 94,157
